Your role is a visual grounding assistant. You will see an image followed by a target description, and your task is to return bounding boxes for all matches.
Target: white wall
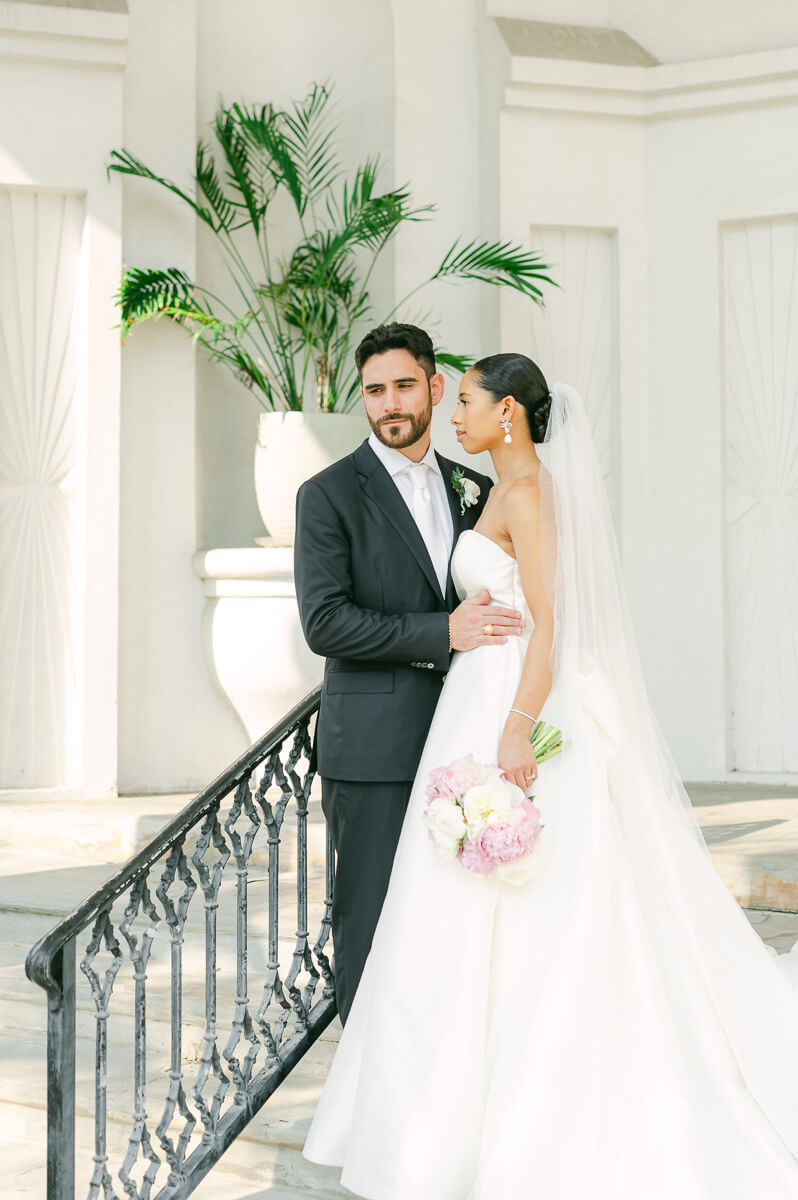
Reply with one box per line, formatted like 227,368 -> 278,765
500,47 -> 798,781
488,0 -> 611,25
488,0 -> 798,65
7,0 -> 798,796
613,1 -> 798,64
389,0 -> 511,476
118,0 -> 247,793
644,80 -> 798,779
118,0 -> 402,789
0,0 -> 126,799
194,0 -> 396,549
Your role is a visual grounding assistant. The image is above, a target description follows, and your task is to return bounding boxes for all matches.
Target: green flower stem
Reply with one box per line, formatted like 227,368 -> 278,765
530,721 -> 567,766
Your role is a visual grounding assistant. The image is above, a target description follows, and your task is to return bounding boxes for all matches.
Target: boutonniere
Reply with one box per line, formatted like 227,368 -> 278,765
451,467 -> 480,516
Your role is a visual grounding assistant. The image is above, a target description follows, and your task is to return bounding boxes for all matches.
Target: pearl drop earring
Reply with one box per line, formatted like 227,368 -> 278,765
500,417 -> 512,444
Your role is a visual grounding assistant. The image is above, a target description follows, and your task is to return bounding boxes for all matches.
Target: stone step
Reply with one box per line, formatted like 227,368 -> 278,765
4,781 -> 798,1200
0,1016 -> 346,1200
690,784 -> 798,911
1,1132 -> 342,1200
0,785 -> 328,870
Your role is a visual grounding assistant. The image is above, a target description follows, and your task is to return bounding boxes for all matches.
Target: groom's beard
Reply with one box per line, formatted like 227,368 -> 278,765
369,396 -> 433,450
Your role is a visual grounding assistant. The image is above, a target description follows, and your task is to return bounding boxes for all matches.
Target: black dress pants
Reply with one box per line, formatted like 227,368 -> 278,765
321,777 -> 412,1024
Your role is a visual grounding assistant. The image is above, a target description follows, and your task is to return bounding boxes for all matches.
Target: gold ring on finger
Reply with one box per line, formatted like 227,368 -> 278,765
483,623 -> 494,636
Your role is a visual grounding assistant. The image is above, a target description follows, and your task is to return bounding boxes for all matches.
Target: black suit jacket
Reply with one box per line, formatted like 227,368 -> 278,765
294,439 -> 493,781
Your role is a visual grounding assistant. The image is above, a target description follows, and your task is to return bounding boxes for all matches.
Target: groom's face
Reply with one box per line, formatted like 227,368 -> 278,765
360,349 -> 444,450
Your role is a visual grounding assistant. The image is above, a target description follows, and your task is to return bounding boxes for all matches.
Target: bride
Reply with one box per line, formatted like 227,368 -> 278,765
304,353 -> 798,1199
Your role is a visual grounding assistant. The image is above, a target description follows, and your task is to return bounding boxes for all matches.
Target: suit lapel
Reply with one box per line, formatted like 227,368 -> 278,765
355,441 -> 444,602
436,452 -> 484,610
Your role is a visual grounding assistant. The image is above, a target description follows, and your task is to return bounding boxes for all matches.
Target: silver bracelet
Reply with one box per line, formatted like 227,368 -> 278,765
509,706 -> 536,723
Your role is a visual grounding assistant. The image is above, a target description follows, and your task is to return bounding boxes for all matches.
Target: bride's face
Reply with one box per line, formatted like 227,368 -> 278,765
451,369 -> 506,454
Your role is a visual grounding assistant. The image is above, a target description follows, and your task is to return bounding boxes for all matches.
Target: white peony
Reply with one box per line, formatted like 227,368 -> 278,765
462,478 -> 480,507
496,828 -> 547,887
425,797 -> 467,860
462,778 -> 523,837
495,853 -> 540,887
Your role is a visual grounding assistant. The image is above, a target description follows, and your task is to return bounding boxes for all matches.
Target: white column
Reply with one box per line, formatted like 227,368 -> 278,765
0,1 -> 128,799
118,0 -> 247,793
390,0 -> 482,356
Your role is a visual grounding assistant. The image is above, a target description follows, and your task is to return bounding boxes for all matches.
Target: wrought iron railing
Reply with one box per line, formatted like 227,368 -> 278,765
26,686 -> 334,1200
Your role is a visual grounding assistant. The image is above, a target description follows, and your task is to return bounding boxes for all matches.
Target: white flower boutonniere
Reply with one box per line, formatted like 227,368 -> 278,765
451,467 -> 480,516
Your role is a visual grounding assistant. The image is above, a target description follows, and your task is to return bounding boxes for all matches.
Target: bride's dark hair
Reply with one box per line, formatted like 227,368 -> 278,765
472,353 -> 551,443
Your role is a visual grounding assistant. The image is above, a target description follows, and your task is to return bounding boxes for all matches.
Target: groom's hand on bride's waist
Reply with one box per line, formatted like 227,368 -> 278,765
449,590 -> 524,652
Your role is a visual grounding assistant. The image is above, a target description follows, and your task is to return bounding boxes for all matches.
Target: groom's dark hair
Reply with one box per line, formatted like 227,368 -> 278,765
354,322 -> 436,380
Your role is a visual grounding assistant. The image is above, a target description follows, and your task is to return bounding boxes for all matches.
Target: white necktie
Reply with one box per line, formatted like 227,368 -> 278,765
409,463 -> 449,597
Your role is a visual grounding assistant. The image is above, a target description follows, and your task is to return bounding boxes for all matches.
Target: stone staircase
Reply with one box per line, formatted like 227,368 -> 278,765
0,787 -> 348,1200
3,781 -> 798,1199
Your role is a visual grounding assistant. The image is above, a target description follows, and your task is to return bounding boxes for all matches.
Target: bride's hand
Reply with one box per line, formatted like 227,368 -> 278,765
498,713 -> 538,792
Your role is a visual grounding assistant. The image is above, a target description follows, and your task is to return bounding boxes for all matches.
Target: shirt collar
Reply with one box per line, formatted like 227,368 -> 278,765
368,430 -> 441,479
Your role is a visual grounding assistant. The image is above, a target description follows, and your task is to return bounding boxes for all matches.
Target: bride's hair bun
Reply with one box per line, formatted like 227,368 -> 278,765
531,392 -> 553,443
472,353 -> 551,444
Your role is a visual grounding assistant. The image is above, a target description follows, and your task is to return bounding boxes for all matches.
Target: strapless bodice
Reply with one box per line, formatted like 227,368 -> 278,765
451,529 -> 532,631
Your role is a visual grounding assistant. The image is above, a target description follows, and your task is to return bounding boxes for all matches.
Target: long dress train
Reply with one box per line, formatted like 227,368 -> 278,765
304,529 -> 798,1200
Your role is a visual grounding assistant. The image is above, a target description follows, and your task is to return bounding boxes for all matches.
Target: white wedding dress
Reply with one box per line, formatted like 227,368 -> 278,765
304,390 -> 798,1200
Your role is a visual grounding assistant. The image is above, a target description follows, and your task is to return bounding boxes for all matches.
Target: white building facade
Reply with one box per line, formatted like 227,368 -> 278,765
1,0 -> 797,805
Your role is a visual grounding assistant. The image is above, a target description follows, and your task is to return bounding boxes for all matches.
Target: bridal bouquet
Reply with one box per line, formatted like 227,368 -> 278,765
423,721 -> 566,887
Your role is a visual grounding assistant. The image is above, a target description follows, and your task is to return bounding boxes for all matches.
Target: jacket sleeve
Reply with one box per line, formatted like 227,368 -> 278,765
294,477 -> 451,672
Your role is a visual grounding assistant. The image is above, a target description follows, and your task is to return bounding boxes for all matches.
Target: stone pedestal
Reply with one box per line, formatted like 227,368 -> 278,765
193,547 -> 322,741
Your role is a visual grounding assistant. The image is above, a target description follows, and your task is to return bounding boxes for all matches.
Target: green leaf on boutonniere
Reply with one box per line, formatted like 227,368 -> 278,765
450,466 -> 481,517
450,466 -> 467,516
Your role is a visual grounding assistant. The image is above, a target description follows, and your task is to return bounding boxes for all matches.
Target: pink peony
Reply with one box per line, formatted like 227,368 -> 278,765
476,805 -> 542,864
425,766 -> 453,807
512,797 -> 543,831
425,755 -> 486,807
425,759 -> 543,885
458,837 -> 495,875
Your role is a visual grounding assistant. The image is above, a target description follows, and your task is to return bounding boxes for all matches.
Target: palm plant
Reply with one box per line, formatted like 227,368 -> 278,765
111,84 -> 555,412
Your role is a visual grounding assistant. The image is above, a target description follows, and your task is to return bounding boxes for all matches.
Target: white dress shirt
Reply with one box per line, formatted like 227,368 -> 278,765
368,431 -> 454,595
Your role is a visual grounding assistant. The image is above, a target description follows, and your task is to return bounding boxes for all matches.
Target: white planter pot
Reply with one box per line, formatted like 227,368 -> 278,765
255,410 -> 367,545
193,547 -> 323,741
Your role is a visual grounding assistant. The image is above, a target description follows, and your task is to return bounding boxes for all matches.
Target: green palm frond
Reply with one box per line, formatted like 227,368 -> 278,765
195,141 -> 235,232
435,350 -> 475,376
331,160 -> 431,251
282,83 -> 340,211
219,342 -> 275,400
116,265 -> 202,331
335,157 -> 378,227
112,85 -> 558,412
433,238 -> 557,303
214,105 -> 269,232
108,150 -> 219,229
117,266 -> 252,342
232,102 -> 303,216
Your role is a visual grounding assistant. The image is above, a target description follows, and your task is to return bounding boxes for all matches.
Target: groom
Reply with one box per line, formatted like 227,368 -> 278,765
294,322 -> 523,1022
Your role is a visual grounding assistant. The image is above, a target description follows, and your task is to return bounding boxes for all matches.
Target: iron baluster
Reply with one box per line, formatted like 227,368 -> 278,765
25,687 -> 337,1200
46,937 -> 76,1200
81,911 -> 124,1199
118,876 -> 162,1197
253,752 -> 292,1058
222,775 -> 262,1105
284,725 -> 317,1022
154,841 -> 197,1193
190,805 -> 231,1146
